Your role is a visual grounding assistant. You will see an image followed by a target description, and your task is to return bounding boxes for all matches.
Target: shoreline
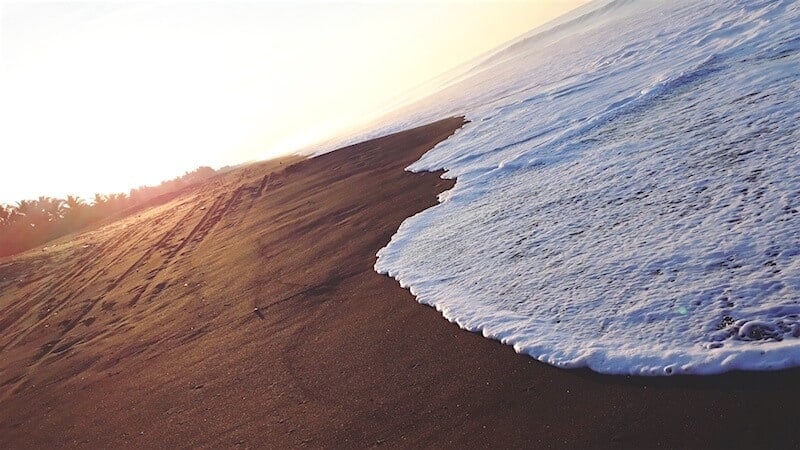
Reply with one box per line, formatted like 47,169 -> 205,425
1,117 -> 800,447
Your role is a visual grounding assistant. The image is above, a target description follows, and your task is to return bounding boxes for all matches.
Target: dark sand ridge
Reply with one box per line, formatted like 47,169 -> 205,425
1,117 -> 800,448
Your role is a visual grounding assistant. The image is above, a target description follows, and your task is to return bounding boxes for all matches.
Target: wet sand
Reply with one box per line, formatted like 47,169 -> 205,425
1,116 -> 800,448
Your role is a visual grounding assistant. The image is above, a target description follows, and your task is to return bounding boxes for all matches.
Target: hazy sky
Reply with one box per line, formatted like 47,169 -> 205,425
0,0 -> 587,204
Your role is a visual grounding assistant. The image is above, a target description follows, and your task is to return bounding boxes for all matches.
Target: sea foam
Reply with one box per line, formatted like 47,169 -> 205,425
370,0 -> 800,375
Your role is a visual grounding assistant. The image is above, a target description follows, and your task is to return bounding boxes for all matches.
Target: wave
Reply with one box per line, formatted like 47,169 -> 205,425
375,0 -> 800,375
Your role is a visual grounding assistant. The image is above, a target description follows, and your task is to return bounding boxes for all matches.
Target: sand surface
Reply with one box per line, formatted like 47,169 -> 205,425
2,117 -> 800,448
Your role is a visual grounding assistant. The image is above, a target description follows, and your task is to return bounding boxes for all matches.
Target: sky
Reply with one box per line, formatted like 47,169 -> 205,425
0,0 -> 587,204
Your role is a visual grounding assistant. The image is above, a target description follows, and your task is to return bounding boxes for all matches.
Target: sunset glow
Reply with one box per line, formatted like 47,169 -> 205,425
0,1 -> 586,204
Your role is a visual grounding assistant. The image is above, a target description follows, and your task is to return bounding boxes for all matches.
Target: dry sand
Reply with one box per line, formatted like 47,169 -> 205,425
1,116 -> 800,448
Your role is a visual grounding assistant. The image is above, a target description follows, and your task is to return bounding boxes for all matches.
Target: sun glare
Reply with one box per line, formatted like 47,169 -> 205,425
0,1 -> 586,204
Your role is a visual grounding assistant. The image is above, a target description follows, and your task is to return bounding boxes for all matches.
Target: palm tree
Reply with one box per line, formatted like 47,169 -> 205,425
63,195 -> 88,228
13,200 -> 36,228
7,209 -> 26,226
110,193 -> 129,211
65,195 -> 86,211
92,193 -> 108,209
43,197 -> 65,222
14,199 -> 35,215
0,205 -> 12,256
0,204 -> 9,227
28,196 -> 57,230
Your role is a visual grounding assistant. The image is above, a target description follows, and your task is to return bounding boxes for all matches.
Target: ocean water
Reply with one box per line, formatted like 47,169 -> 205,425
370,0 -> 800,375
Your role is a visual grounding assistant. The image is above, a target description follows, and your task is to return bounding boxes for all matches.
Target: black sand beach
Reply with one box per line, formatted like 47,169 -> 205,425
2,117 -> 800,448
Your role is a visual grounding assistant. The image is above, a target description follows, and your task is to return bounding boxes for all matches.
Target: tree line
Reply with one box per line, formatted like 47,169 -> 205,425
0,166 -> 216,257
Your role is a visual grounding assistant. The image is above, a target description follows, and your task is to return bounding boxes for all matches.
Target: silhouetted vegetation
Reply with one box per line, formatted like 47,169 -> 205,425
0,166 -> 216,257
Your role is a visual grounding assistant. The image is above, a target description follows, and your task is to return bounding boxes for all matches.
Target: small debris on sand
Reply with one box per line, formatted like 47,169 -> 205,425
253,307 -> 265,320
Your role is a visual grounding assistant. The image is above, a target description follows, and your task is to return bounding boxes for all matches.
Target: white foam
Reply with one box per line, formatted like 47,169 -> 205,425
371,0 -> 800,375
